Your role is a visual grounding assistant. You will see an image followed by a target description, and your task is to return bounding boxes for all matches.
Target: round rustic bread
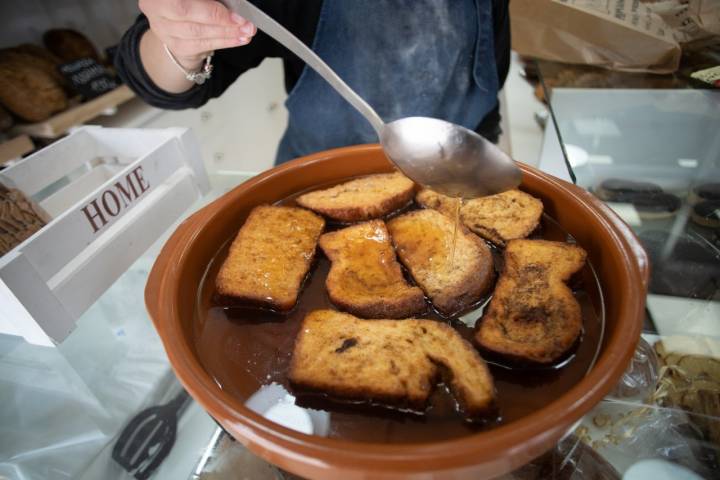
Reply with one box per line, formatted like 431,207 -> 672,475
43,29 -> 99,62
14,43 -> 62,64
0,187 -> 48,256
0,59 -> 67,122
0,44 -> 67,87
0,104 -> 13,131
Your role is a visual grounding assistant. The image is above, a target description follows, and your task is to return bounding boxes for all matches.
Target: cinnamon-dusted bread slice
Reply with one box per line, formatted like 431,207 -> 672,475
417,188 -> 543,246
319,220 -> 425,318
289,310 -> 496,418
215,205 -> 325,312
296,172 -> 415,222
475,239 -> 587,364
387,209 -> 495,316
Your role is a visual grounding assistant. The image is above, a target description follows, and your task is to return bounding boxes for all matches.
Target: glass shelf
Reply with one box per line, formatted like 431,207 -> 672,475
535,59 -> 720,479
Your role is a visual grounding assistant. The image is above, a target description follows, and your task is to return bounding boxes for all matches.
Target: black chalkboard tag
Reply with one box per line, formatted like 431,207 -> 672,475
59,57 -> 120,100
105,44 -> 119,64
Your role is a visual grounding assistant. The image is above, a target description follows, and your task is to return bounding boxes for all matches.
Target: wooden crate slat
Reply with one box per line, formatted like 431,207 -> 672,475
11,86 -> 135,139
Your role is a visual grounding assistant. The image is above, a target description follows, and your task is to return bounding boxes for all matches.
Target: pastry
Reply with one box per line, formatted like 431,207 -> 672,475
631,192 -> 682,220
594,178 -> 663,202
691,200 -> 720,228
690,183 -> 720,204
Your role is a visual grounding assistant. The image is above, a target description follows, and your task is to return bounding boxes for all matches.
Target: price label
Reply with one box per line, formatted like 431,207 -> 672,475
59,57 -> 120,99
691,66 -> 720,88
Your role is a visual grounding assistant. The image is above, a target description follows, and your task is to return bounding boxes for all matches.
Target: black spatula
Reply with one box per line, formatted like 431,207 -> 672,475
112,390 -> 191,480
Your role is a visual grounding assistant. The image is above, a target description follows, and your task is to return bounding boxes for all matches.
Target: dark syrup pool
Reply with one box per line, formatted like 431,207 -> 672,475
193,192 -> 605,444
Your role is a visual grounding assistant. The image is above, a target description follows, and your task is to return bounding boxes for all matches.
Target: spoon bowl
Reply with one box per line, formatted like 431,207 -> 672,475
381,117 -> 522,198
222,0 -> 522,198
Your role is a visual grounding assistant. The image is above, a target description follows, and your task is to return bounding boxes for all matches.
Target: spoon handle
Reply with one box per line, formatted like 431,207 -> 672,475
221,0 -> 385,134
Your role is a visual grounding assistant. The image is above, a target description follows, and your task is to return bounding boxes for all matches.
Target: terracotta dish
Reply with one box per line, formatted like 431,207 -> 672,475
146,145 -> 648,479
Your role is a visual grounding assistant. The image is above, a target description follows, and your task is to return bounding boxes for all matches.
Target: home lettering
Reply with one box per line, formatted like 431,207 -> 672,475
81,166 -> 151,233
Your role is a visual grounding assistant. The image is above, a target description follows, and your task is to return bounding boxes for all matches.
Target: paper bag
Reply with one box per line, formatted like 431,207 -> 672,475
644,0 -> 720,46
511,0 -> 682,73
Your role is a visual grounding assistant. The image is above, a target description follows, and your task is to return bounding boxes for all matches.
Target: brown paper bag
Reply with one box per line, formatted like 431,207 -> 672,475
511,0 -> 682,73
644,0 -> 720,45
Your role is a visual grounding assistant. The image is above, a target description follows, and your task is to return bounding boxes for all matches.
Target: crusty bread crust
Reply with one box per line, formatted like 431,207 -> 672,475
215,205 -> 325,312
319,220 -> 426,318
296,172 -> 415,222
417,188 -> 543,246
387,209 -> 495,316
289,310 -> 496,418
475,239 -> 587,364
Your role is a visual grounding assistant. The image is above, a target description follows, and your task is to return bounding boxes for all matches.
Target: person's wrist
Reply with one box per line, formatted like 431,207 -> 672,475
173,52 -> 206,71
162,44 -> 214,84
144,29 -> 207,74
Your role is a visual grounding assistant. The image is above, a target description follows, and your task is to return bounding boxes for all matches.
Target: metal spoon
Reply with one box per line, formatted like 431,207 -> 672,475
222,0 -> 521,198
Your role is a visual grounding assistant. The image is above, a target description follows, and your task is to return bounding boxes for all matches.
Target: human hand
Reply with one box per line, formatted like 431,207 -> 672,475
139,0 -> 256,69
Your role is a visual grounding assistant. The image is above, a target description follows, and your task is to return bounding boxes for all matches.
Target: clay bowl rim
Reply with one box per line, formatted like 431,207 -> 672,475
146,144 -> 647,472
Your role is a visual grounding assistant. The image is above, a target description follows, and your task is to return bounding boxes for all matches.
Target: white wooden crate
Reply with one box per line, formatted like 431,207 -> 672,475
0,127 -> 209,346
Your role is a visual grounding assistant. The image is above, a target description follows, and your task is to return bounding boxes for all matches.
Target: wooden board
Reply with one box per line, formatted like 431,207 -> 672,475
0,135 -> 34,166
11,85 -> 135,139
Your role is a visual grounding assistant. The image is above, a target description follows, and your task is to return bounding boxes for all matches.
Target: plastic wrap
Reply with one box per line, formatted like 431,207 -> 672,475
0,255 -> 172,480
575,335 -> 720,478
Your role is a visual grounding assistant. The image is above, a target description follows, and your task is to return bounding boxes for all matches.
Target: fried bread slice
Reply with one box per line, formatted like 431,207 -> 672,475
387,209 -> 495,316
475,239 -> 587,364
296,172 -> 415,222
215,205 -> 325,312
319,220 -> 425,318
416,188 -> 543,246
289,310 -> 496,417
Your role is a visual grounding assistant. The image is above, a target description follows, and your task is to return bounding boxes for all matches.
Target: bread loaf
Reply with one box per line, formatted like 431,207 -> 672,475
0,44 -> 66,87
0,59 -> 67,122
43,29 -> 100,62
0,104 -> 13,131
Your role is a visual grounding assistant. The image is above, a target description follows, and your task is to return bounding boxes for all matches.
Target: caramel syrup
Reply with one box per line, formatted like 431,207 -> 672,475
193,189 -> 605,444
450,197 -> 463,270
